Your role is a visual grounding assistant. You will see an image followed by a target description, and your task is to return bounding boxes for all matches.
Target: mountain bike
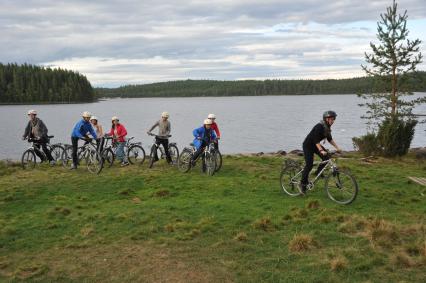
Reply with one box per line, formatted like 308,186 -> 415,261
178,141 -> 217,176
102,136 -> 146,167
61,138 -> 103,174
279,151 -> 358,205
21,136 -> 64,169
147,134 -> 179,168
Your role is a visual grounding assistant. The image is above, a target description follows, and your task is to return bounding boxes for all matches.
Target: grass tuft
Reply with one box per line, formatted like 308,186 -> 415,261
252,217 -> 274,231
234,232 -> 248,242
330,255 -> 348,272
288,234 -> 318,253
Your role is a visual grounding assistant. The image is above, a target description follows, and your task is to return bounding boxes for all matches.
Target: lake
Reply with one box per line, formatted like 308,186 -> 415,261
1,94 -> 425,160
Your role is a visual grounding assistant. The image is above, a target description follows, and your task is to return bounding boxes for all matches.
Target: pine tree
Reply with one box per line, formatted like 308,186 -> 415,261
360,0 -> 423,127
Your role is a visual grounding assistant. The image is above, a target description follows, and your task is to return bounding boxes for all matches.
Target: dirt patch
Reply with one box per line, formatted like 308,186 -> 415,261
2,242 -> 233,282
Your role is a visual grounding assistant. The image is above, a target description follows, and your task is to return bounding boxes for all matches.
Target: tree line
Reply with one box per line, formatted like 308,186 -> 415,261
0,63 -> 95,104
96,72 -> 426,98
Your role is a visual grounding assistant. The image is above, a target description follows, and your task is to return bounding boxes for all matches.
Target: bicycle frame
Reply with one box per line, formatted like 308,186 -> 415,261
290,158 -> 338,190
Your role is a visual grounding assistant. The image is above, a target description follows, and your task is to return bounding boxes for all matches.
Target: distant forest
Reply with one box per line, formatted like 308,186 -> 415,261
0,63 -> 95,103
97,71 -> 426,98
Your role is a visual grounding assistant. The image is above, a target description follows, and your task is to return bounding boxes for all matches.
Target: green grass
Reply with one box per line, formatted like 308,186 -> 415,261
0,155 -> 425,282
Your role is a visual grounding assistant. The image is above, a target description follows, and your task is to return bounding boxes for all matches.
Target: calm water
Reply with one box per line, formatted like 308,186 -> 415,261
1,94 -> 425,160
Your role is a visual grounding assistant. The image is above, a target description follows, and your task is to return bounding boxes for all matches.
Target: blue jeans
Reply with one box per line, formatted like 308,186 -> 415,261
116,142 -> 128,163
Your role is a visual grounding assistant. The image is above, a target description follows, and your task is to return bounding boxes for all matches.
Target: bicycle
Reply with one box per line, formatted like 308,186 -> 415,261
102,136 -> 146,167
279,151 -> 358,205
61,138 -> 104,174
21,136 -> 64,169
178,140 -> 217,176
147,134 -> 179,168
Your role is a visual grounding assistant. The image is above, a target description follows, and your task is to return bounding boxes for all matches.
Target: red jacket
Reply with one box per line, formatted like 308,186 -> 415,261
109,124 -> 127,142
211,122 -> 221,138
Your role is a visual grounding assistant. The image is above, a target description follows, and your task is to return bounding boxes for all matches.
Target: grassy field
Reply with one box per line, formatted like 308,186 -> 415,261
0,154 -> 425,282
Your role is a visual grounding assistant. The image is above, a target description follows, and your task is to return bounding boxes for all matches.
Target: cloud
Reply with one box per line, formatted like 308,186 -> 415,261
0,0 -> 425,86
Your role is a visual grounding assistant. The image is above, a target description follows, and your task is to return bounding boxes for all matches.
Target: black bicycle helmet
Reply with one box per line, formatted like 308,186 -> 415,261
323,110 -> 337,120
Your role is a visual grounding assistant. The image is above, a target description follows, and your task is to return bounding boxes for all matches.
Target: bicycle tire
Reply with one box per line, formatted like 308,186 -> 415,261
178,148 -> 192,173
280,165 -> 302,196
148,144 -> 156,168
102,148 -> 115,167
21,149 -> 36,169
127,144 -> 146,165
214,150 -> 222,172
325,169 -> 358,205
86,149 -> 104,174
168,144 -> 179,165
204,152 -> 217,176
50,144 -> 65,163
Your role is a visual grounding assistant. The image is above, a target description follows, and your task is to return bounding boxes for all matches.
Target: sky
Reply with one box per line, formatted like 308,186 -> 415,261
1,0 -> 425,87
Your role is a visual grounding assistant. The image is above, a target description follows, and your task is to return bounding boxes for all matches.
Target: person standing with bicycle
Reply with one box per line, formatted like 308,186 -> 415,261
190,119 -> 217,165
106,116 -> 129,167
147,111 -> 172,164
208,114 -> 221,150
70,111 -> 97,170
300,111 -> 342,194
90,116 -> 105,153
22,109 -> 55,165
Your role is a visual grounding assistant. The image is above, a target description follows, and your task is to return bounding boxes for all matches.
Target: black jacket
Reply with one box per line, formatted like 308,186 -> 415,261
303,121 -> 333,148
23,118 -> 48,139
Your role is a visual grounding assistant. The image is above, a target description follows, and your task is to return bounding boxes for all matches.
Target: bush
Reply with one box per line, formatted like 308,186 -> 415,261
352,133 -> 381,156
353,117 -> 417,157
377,117 -> 417,157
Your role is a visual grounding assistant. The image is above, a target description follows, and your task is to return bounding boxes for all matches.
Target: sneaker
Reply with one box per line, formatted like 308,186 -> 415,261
121,162 -> 129,167
70,164 -> 77,170
49,160 -> 56,166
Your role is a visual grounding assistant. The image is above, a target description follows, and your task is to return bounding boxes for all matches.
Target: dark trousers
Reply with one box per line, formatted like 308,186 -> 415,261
96,137 -> 105,153
192,140 -> 207,162
33,137 -> 53,162
154,137 -> 172,162
71,137 -> 79,167
301,144 -> 329,185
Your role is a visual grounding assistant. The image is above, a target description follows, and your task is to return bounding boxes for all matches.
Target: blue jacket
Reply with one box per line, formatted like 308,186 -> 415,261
192,126 -> 216,149
71,119 -> 97,139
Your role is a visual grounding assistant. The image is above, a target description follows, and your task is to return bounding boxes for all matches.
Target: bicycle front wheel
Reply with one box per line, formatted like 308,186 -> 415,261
86,150 -> 103,174
325,169 -> 358,205
102,148 -> 115,167
168,144 -> 179,165
21,149 -> 36,169
204,153 -> 217,176
50,144 -> 65,163
148,145 -> 156,168
62,146 -> 73,168
127,145 -> 146,165
280,166 -> 302,196
178,148 -> 192,173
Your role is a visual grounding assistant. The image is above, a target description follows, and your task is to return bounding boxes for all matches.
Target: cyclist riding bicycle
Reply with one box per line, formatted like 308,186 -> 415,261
300,111 -> 342,194
22,109 -> 55,165
208,113 -> 221,150
106,116 -> 129,167
90,116 -> 105,152
147,111 -> 172,164
190,119 -> 217,165
70,111 -> 97,170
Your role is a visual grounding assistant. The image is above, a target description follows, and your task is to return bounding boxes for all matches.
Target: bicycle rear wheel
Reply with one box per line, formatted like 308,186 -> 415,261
204,153 -> 217,176
21,149 -> 36,169
214,150 -> 222,172
325,169 -> 358,205
178,148 -> 192,173
280,165 -> 302,196
127,145 -> 146,165
86,149 -> 103,174
168,144 -> 179,165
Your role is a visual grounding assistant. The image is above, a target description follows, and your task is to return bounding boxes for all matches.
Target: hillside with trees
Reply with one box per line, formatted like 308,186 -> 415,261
96,71 -> 426,98
0,63 -> 95,104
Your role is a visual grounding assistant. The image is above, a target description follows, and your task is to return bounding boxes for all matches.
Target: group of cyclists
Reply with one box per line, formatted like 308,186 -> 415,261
22,109 -> 222,170
23,108 -> 342,195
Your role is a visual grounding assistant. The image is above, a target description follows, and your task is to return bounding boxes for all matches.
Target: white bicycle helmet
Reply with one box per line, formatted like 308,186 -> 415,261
204,119 -> 212,125
82,111 -> 92,118
161,112 -> 170,118
27,109 -> 37,115
208,113 -> 216,119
